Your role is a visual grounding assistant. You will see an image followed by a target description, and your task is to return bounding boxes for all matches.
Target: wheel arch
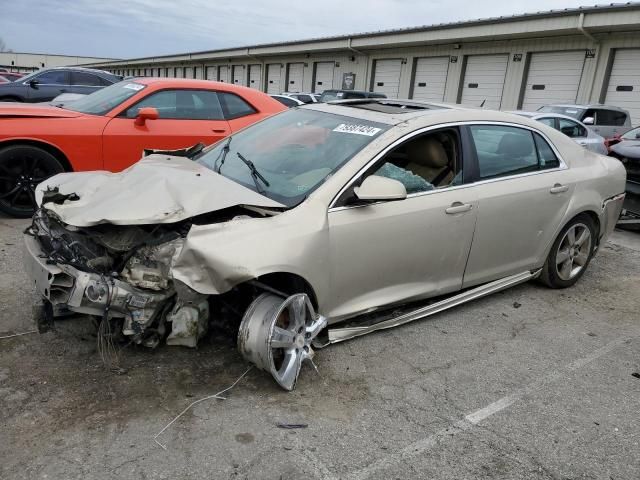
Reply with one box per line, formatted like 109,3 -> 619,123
0,139 -> 73,172
252,271 -> 319,310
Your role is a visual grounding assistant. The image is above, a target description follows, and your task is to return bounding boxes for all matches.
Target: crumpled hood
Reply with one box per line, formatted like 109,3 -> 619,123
0,103 -> 84,118
36,155 -> 285,226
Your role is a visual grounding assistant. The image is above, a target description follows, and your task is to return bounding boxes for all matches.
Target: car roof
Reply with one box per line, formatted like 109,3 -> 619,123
509,111 -> 586,122
41,66 -> 119,78
542,103 -> 628,113
304,99 -> 547,128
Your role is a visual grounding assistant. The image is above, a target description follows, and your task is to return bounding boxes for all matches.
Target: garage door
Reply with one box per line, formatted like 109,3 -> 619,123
195,66 -> 203,79
248,64 -> 262,90
232,66 -> 244,86
267,64 -> 282,93
372,59 -> 402,98
184,66 -> 194,79
521,51 -> 585,111
411,56 -> 450,102
219,65 -> 230,83
287,63 -> 304,92
605,49 -> 640,125
205,66 -> 216,80
460,54 -> 509,110
314,62 -> 335,93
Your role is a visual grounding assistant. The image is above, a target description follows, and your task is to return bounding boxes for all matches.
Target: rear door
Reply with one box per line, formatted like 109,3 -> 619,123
70,71 -> 109,95
462,123 -> 573,287
101,88 -> 230,171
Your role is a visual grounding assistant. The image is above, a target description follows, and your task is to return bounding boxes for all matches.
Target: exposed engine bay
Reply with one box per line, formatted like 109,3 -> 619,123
25,206 -> 267,349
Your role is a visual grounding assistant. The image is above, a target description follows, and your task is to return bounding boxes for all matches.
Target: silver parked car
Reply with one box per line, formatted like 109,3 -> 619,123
537,104 -> 631,139
511,111 -> 607,155
24,100 -> 626,390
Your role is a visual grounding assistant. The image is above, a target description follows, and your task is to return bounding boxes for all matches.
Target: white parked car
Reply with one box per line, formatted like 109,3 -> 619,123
511,111 -> 607,155
284,92 -> 321,104
24,100 -> 626,390
269,94 -> 305,108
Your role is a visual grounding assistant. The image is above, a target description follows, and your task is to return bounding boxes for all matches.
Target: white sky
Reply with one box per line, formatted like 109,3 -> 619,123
0,1 -> 604,58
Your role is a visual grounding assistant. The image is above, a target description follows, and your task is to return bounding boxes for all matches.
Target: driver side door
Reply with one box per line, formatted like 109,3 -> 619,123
102,88 -> 231,171
325,127 -> 478,320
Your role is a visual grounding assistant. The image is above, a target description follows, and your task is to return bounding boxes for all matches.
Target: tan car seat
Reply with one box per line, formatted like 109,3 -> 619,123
405,137 -> 453,187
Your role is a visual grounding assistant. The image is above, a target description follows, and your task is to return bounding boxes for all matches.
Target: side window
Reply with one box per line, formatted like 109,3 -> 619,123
71,72 -> 103,86
219,92 -> 257,119
371,129 -> 462,194
558,118 -> 586,138
533,133 -> 560,169
469,125 -> 555,179
124,89 -> 224,120
273,96 -> 299,108
595,109 -> 627,126
34,70 -> 68,85
537,117 -> 555,128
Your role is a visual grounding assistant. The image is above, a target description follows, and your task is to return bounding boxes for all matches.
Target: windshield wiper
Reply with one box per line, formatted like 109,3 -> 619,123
215,137 -> 232,173
236,152 -> 270,193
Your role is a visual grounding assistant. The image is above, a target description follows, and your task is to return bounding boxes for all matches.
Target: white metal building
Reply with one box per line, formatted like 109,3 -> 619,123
0,52 -> 117,73
85,3 -> 640,123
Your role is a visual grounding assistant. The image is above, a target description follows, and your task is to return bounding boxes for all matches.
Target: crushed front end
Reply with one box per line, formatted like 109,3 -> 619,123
23,209 -> 209,348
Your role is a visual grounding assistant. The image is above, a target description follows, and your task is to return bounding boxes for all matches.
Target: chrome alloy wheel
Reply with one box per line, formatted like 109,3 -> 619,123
555,223 -> 592,281
238,293 -> 327,391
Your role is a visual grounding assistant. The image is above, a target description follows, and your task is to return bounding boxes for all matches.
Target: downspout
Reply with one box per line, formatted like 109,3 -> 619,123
577,12 -> 599,102
347,38 -> 369,90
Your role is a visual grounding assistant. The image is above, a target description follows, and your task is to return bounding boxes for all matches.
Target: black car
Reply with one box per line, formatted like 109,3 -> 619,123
0,67 -> 122,103
318,89 -> 387,102
609,126 -> 640,217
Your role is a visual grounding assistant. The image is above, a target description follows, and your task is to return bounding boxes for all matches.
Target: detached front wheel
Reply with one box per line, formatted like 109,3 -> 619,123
238,293 -> 327,391
540,214 -> 596,288
0,145 -> 65,217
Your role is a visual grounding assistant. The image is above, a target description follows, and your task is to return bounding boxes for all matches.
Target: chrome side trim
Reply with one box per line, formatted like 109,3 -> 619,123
326,269 -> 540,344
328,120 -> 569,212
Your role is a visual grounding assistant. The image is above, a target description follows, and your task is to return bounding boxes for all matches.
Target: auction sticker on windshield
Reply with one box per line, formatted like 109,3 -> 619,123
123,83 -> 145,91
333,124 -> 382,136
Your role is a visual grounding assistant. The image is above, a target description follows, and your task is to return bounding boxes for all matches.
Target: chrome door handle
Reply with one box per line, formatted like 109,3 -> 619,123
550,184 -> 569,194
445,202 -> 473,214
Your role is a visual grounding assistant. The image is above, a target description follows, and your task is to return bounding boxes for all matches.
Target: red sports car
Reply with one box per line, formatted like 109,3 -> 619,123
0,78 -> 286,216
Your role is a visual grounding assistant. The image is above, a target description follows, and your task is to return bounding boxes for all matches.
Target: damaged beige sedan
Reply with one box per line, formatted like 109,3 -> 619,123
23,100 -> 626,390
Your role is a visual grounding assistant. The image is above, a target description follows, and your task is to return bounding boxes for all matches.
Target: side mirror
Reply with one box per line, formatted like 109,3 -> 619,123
354,175 -> 407,202
583,116 -> 594,125
28,79 -> 39,89
134,107 -> 159,126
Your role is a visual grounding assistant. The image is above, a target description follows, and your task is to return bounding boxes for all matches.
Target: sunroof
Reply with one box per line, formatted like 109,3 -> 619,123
346,100 -> 445,114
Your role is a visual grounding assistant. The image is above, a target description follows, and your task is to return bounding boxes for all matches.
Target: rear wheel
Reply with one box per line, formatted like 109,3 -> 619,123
540,214 -> 596,288
0,145 -> 65,217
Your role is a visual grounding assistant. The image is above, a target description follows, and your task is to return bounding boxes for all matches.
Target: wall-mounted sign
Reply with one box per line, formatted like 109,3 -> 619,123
450,56 -> 458,63
585,49 -> 596,58
513,54 -> 523,62
342,72 -> 356,90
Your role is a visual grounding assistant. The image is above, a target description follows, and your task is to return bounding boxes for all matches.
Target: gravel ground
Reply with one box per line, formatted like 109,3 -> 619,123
1,215 -> 639,480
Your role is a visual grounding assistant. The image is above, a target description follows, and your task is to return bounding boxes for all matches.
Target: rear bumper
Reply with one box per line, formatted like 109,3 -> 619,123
23,234 -> 171,334
600,193 -> 625,243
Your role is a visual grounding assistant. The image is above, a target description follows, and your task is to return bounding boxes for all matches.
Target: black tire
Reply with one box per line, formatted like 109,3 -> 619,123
539,213 -> 597,289
0,145 -> 65,217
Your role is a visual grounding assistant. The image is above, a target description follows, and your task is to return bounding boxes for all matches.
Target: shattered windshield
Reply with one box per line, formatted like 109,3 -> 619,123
197,108 -> 389,207
63,81 -> 146,115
